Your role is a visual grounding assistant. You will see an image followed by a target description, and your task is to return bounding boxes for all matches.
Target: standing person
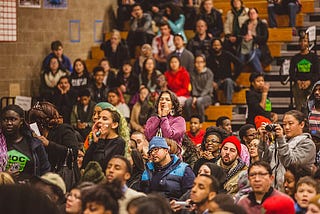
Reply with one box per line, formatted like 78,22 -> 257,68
42,40 -> 72,72
162,3 -> 187,42
184,54 -> 213,122
1,105 -> 50,182
239,8 -> 272,73
82,108 -> 126,171
290,32 -> 319,112
246,73 -> 272,124
197,0 -> 223,38
164,55 -> 190,105
140,136 -> 195,200
167,34 -> 194,74
39,56 -> 69,101
268,0 -> 301,35
207,38 -> 243,105
28,102 -> 80,190
187,19 -> 213,59
100,29 -> 130,69
238,161 -> 293,214
126,3 -> 154,58
224,0 -> 249,55
259,110 -> 316,189
144,90 -> 186,153
152,22 -> 176,72
69,58 -> 91,97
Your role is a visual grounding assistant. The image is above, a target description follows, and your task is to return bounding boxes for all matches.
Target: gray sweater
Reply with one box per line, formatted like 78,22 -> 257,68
190,67 -> 213,97
259,133 -> 316,189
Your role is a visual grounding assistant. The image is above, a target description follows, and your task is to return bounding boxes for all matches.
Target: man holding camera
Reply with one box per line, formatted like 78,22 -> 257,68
170,174 -> 219,214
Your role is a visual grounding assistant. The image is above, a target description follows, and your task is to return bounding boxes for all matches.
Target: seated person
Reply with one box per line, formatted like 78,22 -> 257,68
99,58 -> 118,90
187,19 -> 212,59
207,39 -> 243,105
39,56 -> 69,101
107,88 -> 130,122
223,0 -> 249,55
130,87 -> 153,133
152,22 -> 175,72
186,115 -> 205,146
239,8 -> 272,73
164,55 -> 190,106
126,3 -> 155,58
268,0 -> 301,35
184,54 -> 213,122
69,58 -> 91,97
100,29 -> 130,69
115,61 -> 140,105
42,40 -> 72,73
88,66 -> 108,103
197,0 -> 223,38
51,76 -> 77,124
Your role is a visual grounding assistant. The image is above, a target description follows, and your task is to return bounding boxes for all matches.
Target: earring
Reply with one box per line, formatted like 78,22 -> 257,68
170,109 -> 175,116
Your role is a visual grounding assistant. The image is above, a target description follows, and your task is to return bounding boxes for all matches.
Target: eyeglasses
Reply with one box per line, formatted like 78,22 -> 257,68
65,193 -> 81,200
205,139 -> 220,144
249,172 -> 269,178
148,147 -> 161,155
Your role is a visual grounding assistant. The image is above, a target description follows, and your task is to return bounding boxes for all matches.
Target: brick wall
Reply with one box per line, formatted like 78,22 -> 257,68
0,0 -> 117,97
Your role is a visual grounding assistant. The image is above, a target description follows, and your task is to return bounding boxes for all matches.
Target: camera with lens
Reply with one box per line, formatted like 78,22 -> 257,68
265,124 -> 277,132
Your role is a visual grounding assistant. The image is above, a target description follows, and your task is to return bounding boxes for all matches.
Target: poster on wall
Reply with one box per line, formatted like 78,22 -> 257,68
18,0 -> 41,8
0,0 -> 17,41
43,0 -> 67,9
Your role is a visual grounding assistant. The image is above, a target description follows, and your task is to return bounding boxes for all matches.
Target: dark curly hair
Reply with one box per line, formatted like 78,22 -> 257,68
154,90 -> 182,116
163,3 -> 183,22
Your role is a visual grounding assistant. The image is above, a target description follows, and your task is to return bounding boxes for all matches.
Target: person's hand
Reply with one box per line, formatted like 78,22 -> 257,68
57,84 -> 65,94
213,81 -> 218,90
299,80 -> 311,90
170,200 -> 182,213
36,135 -> 50,147
262,83 -> 270,93
162,16 -> 168,22
158,102 -> 171,117
120,85 -> 126,93
162,35 -> 169,44
244,34 -> 253,42
111,43 -> 117,52
152,6 -> 159,13
192,97 -> 197,109
274,124 -> 284,139
202,151 -> 214,160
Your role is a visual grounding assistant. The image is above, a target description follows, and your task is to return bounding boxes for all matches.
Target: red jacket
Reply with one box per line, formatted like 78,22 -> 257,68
186,129 -> 205,146
164,67 -> 190,97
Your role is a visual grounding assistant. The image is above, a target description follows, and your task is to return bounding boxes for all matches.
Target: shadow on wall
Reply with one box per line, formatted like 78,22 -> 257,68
102,5 -> 117,40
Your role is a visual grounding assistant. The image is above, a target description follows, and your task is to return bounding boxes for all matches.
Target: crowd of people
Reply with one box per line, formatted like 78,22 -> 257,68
2,0 -> 320,213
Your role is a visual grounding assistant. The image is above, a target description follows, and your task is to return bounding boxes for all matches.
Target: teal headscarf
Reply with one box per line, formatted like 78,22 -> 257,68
95,102 -> 130,156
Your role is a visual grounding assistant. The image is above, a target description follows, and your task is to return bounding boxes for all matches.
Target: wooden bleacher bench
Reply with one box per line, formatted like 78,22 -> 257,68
216,89 -> 248,105
85,59 -> 100,73
185,121 -> 216,131
268,27 -> 293,42
205,105 -> 234,121
91,46 -> 104,60
105,31 -> 128,41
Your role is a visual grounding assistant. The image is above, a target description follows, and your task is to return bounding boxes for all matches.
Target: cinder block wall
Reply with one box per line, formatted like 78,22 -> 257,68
0,0 -> 117,98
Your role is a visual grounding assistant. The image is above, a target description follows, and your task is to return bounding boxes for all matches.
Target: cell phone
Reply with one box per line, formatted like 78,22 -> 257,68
175,201 -> 191,209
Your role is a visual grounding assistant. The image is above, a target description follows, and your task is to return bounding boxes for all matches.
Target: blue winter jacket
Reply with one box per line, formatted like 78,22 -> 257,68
140,154 -> 195,200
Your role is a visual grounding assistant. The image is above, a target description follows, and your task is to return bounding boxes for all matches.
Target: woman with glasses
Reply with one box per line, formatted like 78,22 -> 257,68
192,126 -> 228,174
1,104 -> 50,182
65,182 -> 94,214
28,101 -> 80,190
259,110 -> 316,189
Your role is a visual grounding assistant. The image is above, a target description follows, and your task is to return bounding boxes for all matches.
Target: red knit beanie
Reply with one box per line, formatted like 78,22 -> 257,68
220,136 -> 241,155
254,115 -> 272,129
262,195 -> 295,214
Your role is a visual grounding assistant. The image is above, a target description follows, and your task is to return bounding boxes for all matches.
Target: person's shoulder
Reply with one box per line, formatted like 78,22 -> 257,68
126,187 -> 146,197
